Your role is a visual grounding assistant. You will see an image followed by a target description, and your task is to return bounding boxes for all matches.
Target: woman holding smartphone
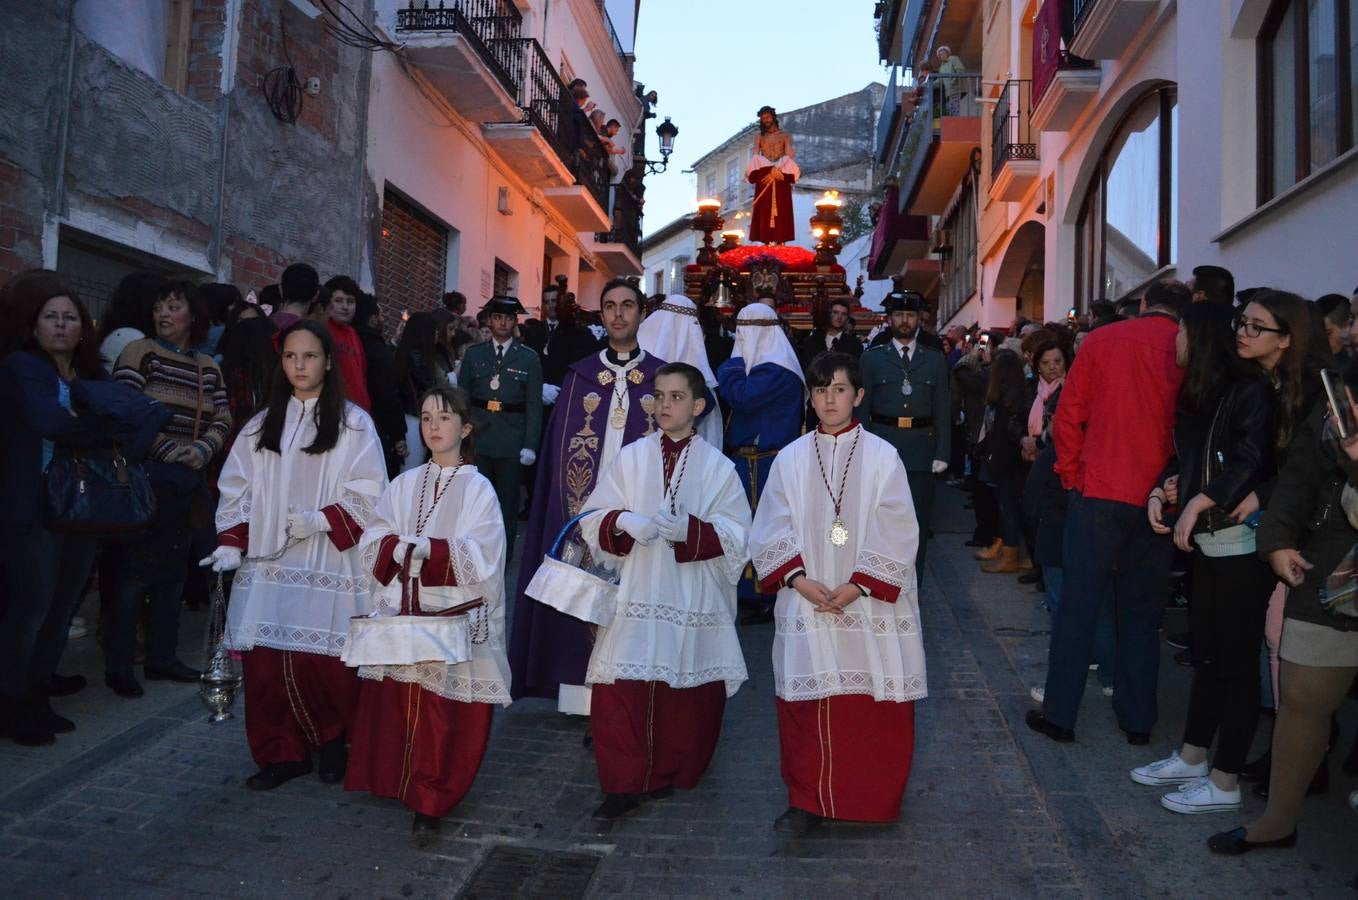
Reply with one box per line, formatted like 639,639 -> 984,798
1136,293 -> 1311,815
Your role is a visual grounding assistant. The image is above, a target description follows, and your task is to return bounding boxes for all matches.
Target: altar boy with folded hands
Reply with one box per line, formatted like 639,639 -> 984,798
576,362 -> 751,821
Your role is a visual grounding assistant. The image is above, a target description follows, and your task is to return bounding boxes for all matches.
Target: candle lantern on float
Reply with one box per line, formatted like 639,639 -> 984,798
719,229 -> 743,252
809,190 -> 845,267
692,199 -> 725,266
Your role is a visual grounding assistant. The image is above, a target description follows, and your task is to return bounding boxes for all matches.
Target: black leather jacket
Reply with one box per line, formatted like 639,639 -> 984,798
1160,371 -> 1278,532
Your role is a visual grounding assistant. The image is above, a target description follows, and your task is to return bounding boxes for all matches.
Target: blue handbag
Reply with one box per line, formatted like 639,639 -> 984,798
45,445 -> 157,540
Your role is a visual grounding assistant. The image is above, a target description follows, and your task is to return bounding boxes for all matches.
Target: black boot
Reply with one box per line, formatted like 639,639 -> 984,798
9,694 -> 55,747
34,691 -> 74,734
318,738 -> 347,784
773,806 -> 822,835
592,793 -> 640,820
412,813 -> 442,848
245,759 -> 313,790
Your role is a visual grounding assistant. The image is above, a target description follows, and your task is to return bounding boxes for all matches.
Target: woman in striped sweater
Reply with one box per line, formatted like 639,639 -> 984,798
106,284 -> 232,698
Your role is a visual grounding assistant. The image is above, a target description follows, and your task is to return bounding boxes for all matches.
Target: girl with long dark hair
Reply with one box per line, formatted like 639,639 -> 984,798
1136,294 -> 1310,814
202,319 -> 388,791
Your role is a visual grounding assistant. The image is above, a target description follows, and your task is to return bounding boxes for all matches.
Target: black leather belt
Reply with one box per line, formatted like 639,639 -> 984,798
870,414 -> 933,429
473,398 -> 526,413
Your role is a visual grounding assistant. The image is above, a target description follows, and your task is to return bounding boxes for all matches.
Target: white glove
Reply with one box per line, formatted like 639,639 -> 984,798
287,510 -> 331,540
615,511 -> 659,546
652,506 -> 687,542
199,546 -> 242,573
520,448 -> 537,466
542,383 -> 561,405
931,459 -> 949,475
447,369 -> 459,387
405,536 -> 431,560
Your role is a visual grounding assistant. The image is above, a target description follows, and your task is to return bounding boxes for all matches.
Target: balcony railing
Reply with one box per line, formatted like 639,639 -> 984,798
395,1 -> 524,97
991,79 -> 1037,179
505,37 -> 611,212
599,184 -> 642,259
895,72 -> 982,206
1072,0 -> 1096,30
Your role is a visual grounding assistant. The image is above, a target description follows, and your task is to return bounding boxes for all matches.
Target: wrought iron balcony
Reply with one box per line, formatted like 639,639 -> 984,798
395,1 -> 524,98
991,79 -> 1037,179
895,72 -> 983,215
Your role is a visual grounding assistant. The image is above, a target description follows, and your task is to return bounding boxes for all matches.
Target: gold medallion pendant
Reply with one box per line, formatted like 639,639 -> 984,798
829,516 -> 849,547
490,374 -> 501,391
596,370 -> 615,386
627,368 -> 644,385
610,405 -> 627,430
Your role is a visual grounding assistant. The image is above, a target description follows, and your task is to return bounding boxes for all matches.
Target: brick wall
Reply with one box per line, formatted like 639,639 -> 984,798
235,0 -> 342,142
222,234 -> 292,293
186,0 -> 228,103
0,158 -> 47,282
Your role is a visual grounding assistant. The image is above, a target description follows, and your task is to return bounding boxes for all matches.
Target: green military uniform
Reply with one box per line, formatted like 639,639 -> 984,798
460,298 -> 543,554
859,291 -> 951,576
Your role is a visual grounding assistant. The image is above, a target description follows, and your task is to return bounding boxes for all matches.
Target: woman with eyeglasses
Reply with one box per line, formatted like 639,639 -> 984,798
1136,292 -> 1313,817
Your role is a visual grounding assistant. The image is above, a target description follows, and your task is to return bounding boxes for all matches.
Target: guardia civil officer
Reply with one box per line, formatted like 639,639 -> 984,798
859,290 -> 951,575
460,297 -> 543,554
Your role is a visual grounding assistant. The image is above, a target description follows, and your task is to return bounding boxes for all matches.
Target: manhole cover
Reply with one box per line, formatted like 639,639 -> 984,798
456,846 -> 602,899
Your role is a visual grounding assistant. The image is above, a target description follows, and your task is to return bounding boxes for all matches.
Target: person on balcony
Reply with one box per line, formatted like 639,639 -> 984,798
935,46 -> 967,115
746,106 -> 799,245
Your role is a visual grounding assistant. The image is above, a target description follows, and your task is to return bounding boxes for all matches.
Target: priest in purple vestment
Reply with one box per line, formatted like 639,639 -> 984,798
509,279 -> 667,713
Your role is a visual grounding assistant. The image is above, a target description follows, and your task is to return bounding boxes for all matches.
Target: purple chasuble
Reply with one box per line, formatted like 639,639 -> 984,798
508,349 -> 666,699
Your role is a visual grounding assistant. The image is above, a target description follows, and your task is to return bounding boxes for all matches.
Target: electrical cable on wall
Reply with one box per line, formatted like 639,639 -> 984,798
264,15 -> 303,123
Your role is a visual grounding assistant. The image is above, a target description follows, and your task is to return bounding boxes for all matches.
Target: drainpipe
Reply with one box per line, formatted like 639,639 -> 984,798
46,5 -> 79,266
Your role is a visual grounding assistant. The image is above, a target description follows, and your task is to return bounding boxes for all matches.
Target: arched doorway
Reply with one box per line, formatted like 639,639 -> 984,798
993,220 -> 1046,320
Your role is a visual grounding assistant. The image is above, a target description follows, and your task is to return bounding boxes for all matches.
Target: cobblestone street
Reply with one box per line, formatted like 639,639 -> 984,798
1,488 -> 1354,898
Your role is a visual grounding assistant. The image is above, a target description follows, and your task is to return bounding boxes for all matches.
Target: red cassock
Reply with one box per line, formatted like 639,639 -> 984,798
242,647 -> 360,767
345,679 -> 493,817
748,165 -> 796,244
776,694 -> 915,822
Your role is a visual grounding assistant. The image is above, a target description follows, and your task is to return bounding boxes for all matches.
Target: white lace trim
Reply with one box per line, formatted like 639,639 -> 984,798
752,531 -> 800,581
233,564 -> 372,595
226,623 -> 346,655
775,613 -> 919,636
778,671 -> 928,703
616,600 -> 735,629
855,550 -> 911,591
357,663 -> 511,706
586,661 -> 747,692
711,519 -> 750,585
338,489 -> 375,528
448,538 -> 481,587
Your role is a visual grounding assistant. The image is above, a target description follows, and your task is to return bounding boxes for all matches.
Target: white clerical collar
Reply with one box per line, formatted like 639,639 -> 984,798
601,347 -> 644,371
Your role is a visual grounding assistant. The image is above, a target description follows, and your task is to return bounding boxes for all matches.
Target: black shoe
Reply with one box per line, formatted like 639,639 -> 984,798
245,759 -> 313,790
773,806 -> 821,835
105,671 -> 144,699
644,785 -> 674,801
1173,649 -> 1194,668
1252,757 -> 1329,799
35,694 -> 74,734
1025,710 -> 1074,743
1017,570 -> 1042,585
1240,751 -> 1271,782
1207,826 -> 1297,855
47,674 -> 86,697
8,695 -> 54,747
592,793 -> 640,820
412,813 -> 442,848
144,660 -> 202,683
1123,730 -> 1150,746
318,738 -> 348,784
1167,631 -> 1190,650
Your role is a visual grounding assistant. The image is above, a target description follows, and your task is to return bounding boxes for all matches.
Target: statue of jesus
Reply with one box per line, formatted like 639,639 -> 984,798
745,106 -> 800,245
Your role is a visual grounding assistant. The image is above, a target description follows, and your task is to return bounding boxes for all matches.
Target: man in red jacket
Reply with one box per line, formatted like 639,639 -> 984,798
324,275 -> 372,412
1027,280 -> 1191,745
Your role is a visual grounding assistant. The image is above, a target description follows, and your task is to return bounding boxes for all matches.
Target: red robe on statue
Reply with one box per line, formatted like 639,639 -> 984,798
748,164 -> 797,244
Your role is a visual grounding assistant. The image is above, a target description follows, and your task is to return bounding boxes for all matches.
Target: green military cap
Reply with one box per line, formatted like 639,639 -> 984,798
882,290 -> 925,313
485,296 -> 527,316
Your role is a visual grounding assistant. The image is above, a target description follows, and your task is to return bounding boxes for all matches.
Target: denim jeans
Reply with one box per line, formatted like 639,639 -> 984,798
1045,565 -> 1115,688
0,526 -> 98,698
1043,492 -> 1172,732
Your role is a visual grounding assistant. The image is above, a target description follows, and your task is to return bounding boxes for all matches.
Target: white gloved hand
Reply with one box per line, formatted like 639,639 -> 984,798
400,536 -> 431,560
931,459 -> 949,475
520,448 -> 537,466
287,510 -> 331,540
199,546 -> 243,573
652,506 -> 687,542
615,511 -> 659,546
542,383 -> 561,405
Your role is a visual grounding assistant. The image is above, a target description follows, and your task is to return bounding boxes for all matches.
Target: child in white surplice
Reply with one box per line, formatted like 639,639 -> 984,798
577,362 -> 751,821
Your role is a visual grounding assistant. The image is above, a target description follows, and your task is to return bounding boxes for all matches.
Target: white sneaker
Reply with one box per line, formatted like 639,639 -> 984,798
1101,685 -> 1114,697
1029,685 -> 1045,704
1130,751 -> 1209,786
1160,777 -> 1242,814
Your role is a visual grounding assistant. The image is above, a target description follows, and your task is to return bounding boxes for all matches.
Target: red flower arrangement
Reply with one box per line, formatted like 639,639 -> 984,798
718,245 -> 817,272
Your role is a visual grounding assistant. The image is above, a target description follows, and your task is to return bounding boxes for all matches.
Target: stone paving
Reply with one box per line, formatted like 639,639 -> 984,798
1,487 -> 1355,898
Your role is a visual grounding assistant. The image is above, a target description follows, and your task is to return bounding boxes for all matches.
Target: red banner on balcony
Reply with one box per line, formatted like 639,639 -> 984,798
1032,0 -> 1063,108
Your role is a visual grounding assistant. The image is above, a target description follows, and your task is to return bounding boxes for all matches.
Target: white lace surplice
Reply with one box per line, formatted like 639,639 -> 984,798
352,464 -> 512,705
218,398 -> 388,656
579,433 -> 750,697
749,427 -> 928,703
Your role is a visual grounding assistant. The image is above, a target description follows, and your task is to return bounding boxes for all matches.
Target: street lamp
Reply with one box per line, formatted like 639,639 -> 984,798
636,83 -> 679,174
